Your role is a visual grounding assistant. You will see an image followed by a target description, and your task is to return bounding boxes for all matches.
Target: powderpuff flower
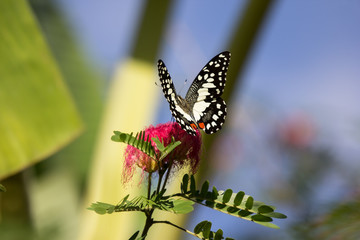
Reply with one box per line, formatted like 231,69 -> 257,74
123,122 -> 202,183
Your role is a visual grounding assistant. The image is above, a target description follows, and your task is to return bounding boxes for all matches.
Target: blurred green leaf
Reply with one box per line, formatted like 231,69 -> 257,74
294,199 -> 360,239
0,0 -> 82,179
0,184 -> 6,192
29,0 -> 104,183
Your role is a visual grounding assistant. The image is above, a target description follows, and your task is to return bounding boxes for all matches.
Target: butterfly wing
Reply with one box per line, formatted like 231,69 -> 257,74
157,60 -> 197,135
185,51 -> 230,134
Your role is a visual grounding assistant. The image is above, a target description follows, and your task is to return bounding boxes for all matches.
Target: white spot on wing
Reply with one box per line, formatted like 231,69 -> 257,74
193,101 -> 211,121
203,83 -> 216,88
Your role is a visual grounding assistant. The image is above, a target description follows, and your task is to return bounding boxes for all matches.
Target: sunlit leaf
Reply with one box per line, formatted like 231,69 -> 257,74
0,0 -> 82,179
171,199 -> 194,214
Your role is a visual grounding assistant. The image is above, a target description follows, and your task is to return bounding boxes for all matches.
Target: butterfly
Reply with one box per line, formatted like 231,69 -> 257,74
157,51 -> 231,136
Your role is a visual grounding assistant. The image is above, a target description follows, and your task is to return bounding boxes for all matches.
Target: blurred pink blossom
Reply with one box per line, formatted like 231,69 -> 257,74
277,114 -> 315,149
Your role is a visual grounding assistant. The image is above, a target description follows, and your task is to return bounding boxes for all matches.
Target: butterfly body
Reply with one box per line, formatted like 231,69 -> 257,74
158,51 -> 231,135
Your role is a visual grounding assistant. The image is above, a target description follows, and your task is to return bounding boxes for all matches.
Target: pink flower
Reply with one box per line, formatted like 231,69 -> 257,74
123,122 -> 202,183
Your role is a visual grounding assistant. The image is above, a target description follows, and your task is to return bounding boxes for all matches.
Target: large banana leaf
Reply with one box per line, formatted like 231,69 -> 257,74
0,0 -> 83,179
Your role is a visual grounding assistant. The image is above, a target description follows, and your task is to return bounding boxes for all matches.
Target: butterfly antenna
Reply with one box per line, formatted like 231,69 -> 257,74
178,79 -> 188,95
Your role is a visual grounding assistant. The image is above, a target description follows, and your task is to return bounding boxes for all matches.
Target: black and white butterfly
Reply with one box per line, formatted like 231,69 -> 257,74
157,51 -> 231,136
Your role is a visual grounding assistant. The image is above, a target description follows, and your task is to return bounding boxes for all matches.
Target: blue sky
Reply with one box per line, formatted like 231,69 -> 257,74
56,0 -> 360,238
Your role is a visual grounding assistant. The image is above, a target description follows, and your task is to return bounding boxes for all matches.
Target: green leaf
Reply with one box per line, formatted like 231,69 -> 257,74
234,191 -> 245,206
0,0 -> 83,179
251,214 -> 273,222
203,221 -> 212,239
245,196 -> 254,209
171,199 -> 194,214
200,181 -> 209,197
238,210 -> 251,217
176,175 -> 287,229
112,131 -> 155,158
151,137 -> 165,151
0,184 -> 6,192
258,205 -> 274,214
253,221 -> 280,229
128,231 -> 140,240
87,202 -> 116,215
212,186 -> 219,197
223,189 -> 233,203
214,229 -> 223,240
262,212 -> 287,219
193,220 -> 235,240
194,221 -> 212,239
194,221 -> 208,234
190,175 -> 196,194
181,174 -> 189,193
158,138 -> 181,161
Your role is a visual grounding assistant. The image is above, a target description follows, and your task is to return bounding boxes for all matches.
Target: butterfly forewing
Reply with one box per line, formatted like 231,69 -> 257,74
158,60 -> 197,135
185,51 -> 230,103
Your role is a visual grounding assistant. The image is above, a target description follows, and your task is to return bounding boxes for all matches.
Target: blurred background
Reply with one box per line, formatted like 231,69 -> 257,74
1,0 -> 360,239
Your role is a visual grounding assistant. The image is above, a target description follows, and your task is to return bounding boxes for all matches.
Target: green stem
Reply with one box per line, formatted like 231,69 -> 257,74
160,157 -> 174,192
153,220 -> 203,239
156,171 -> 164,194
141,210 -> 154,239
147,172 -> 152,200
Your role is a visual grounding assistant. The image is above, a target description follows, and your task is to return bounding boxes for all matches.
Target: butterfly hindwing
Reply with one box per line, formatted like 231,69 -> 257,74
197,98 -> 227,134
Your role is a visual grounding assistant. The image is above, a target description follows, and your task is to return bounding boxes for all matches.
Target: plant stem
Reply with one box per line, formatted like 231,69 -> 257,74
147,172 -> 152,199
160,157 -> 174,192
153,220 -> 202,239
141,210 -> 154,238
156,171 -> 164,194
142,173 -> 155,239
